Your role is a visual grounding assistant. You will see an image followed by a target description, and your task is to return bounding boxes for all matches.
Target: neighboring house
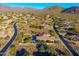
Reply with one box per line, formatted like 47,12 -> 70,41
0,25 -> 4,29
2,20 -> 13,25
0,31 -> 7,38
71,36 -> 79,41
37,31 -> 56,41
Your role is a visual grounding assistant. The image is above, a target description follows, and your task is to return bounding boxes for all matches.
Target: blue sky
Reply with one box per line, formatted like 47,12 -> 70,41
0,3 -> 79,9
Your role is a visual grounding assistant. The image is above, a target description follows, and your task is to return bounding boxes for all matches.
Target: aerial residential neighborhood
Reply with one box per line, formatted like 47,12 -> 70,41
0,3 -> 79,56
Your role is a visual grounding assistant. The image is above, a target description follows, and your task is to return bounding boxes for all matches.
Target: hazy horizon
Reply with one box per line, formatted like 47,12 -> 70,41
0,3 -> 79,9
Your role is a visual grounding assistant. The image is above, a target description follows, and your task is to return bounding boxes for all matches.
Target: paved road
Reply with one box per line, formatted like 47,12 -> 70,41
53,23 -> 79,56
0,23 -> 17,56
66,32 -> 79,36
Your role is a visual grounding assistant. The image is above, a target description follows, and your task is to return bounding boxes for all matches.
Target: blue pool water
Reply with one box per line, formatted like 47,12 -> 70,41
32,35 -> 37,42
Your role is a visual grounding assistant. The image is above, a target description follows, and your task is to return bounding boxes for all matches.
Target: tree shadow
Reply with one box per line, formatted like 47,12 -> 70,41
33,44 -> 52,56
16,48 -> 29,56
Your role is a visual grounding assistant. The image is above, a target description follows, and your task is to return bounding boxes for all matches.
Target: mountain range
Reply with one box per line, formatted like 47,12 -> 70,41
0,5 -> 79,14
